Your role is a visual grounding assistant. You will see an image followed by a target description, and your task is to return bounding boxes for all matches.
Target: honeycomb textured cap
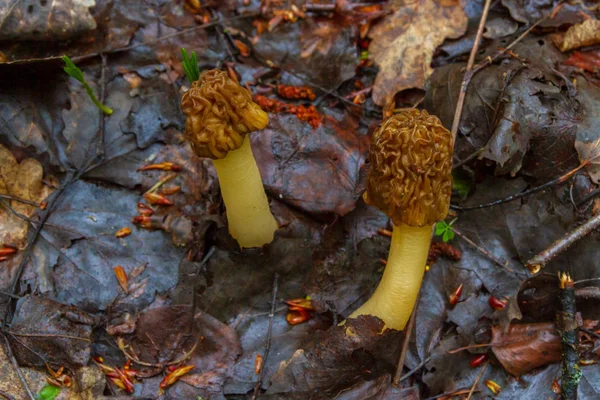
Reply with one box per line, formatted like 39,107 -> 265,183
363,109 -> 453,227
180,69 -> 269,159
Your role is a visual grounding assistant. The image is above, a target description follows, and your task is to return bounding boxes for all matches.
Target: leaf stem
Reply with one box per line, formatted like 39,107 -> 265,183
83,82 -> 113,115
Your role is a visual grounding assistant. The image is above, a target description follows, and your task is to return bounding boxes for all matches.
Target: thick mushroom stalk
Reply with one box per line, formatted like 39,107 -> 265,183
181,70 -> 278,248
349,109 -> 453,330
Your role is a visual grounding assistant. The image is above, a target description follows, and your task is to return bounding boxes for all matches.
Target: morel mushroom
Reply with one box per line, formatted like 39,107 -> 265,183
181,70 -> 278,248
349,109 -> 453,330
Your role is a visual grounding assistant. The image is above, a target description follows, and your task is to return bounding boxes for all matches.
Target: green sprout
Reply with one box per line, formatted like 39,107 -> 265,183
181,48 -> 200,84
62,56 -> 113,115
37,383 -> 61,400
435,218 -> 457,243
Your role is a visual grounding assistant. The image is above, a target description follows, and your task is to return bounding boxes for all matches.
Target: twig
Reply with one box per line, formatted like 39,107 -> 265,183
451,162 -> 587,212
424,388 -> 477,400
398,356 -> 431,382
252,273 -> 279,400
73,13 -> 260,61
576,188 -> 600,208
0,389 -> 15,400
466,361 -> 489,400
212,11 -> 237,62
6,333 -> 48,364
2,172 -> 74,326
450,0 -> 492,142
0,194 -> 39,207
451,1 -> 562,143
5,331 -> 91,342
2,334 -> 35,400
558,273 -> 580,400
452,228 -> 512,271
190,246 -> 217,329
581,327 -> 600,340
447,343 -> 490,354
470,6 -> 555,77
526,212 -> 600,274
0,198 -> 38,223
98,53 -> 108,159
393,292 -> 419,387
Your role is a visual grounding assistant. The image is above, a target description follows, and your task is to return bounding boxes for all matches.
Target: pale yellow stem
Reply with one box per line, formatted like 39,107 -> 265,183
349,224 -> 432,330
212,137 -> 278,248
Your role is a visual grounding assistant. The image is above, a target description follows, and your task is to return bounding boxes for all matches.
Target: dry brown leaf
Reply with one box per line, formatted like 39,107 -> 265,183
553,18 -> 600,52
0,144 -> 53,247
369,0 -> 467,107
491,320 -> 600,376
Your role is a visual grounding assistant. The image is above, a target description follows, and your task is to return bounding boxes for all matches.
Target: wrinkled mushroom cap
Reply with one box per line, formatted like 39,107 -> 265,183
180,69 -> 269,159
363,109 -> 453,227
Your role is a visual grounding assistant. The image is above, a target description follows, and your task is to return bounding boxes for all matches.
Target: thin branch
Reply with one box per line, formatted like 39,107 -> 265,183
0,194 -> 39,207
558,273 -> 580,400
424,388 -> 476,400
581,327 -> 600,340
576,188 -> 600,208
470,6 -> 555,77
451,1 -> 562,143
398,356 -> 431,383
6,331 -> 91,342
451,162 -> 587,212
71,13 -> 260,62
2,172 -> 74,326
0,389 -> 15,400
2,334 -> 35,400
447,343 -> 490,354
526,212 -> 600,274
98,53 -> 108,159
393,292 -> 419,387
450,0 -> 492,142
0,198 -> 38,223
466,361 -> 489,400
252,273 -> 279,400
452,228 -> 512,272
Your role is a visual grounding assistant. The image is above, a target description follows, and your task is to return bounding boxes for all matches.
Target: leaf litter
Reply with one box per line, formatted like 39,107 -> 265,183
1,0 -> 600,399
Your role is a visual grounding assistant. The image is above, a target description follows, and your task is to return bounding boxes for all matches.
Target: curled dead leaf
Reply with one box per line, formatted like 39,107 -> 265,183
553,19 -> 600,52
0,144 -> 54,247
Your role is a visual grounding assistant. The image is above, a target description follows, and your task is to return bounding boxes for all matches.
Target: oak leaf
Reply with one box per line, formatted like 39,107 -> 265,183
370,0 -> 467,107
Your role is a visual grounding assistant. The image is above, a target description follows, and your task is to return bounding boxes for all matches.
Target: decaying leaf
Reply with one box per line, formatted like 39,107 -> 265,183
267,316 -> 401,396
574,78 -> 600,183
369,0 -> 467,106
10,295 -> 94,369
553,18 -> 600,52
491,321 -> 600,376
0,144 -> 54,248
0,0 -> 97,41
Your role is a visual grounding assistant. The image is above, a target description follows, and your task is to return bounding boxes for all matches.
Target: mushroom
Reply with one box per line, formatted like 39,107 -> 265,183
181,69 -> 278,248
349,109 -> 453,330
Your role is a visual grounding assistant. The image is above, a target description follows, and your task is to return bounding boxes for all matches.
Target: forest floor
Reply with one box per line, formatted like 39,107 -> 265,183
1,0 -> 600,399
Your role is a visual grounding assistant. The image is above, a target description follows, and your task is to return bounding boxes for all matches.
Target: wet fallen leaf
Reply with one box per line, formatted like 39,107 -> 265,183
491,321 -> 600,376
267,316 -> 402,396
0,0 -> 96,41
10,295 -> 94,369
553,18 -> 600,52
252,111 -> 369,216
426,36 -> 581,178
369,0 -> 467,106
